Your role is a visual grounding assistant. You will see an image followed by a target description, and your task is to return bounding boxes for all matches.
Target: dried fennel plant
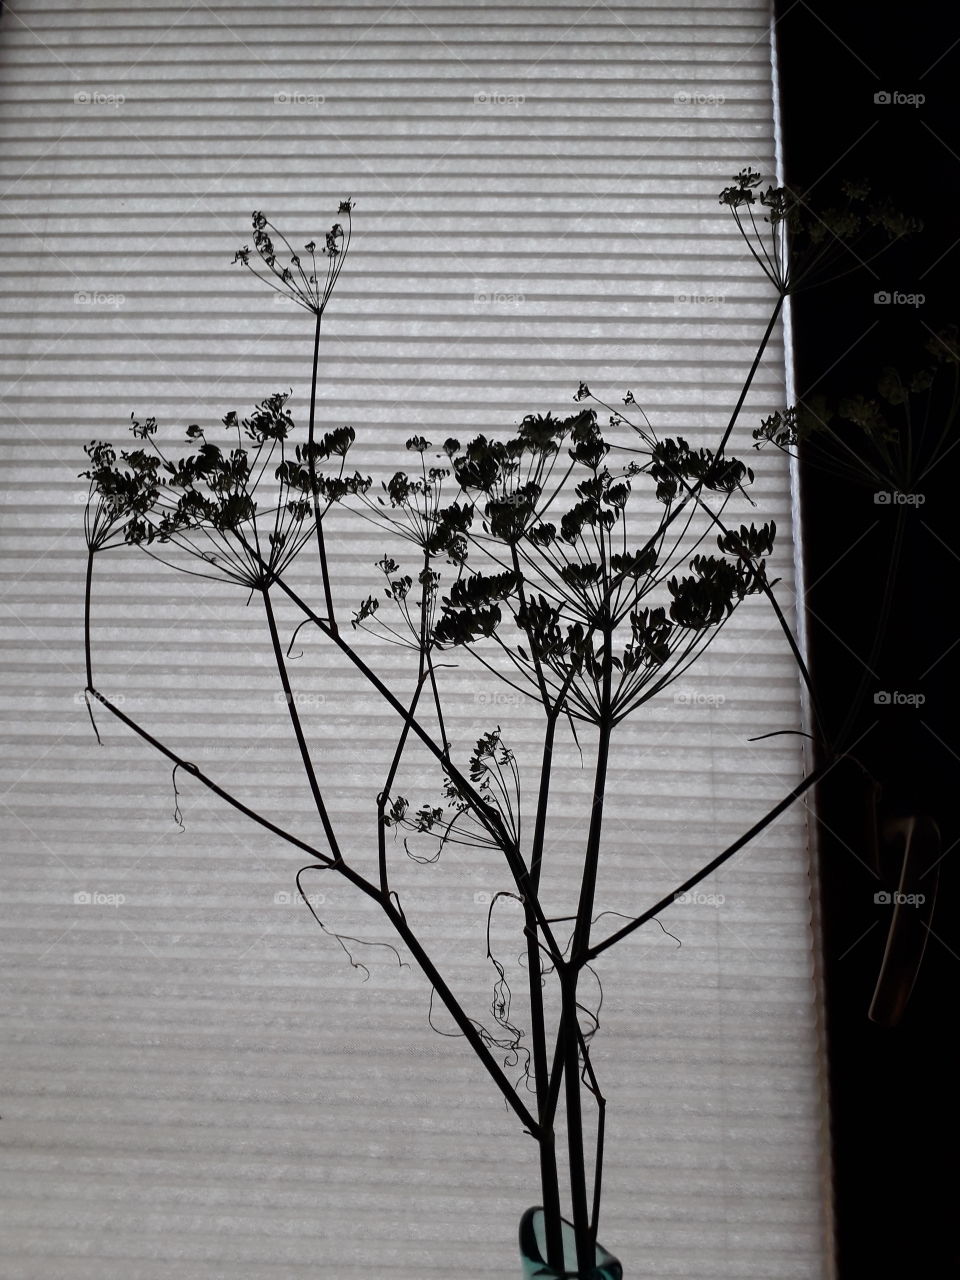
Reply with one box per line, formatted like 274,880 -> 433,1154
81,172 -> 914,1274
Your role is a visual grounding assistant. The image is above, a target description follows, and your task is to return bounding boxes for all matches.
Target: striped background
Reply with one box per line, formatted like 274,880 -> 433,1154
0,2 -> 832,1277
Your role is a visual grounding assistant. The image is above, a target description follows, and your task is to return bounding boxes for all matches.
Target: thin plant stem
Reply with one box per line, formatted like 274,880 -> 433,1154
378,671 -> 429,894
380,894 -> 540,1135
84,681 -> 538,1135
584,759 -> 831,962
578,1026 -> 606,1241
307,309 -> 337,633
84,549 -> 538,1137
561,972 -> 593,1277
262,583 -> 342,860
666,467 -> 828,744
526,704 -> 564,1269
269,575 -> 570,969
564,631 -> 614,1274
713,296 -> 785,466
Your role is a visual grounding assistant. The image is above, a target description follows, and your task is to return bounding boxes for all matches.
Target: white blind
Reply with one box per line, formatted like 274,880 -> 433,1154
0,3 -> 832,1277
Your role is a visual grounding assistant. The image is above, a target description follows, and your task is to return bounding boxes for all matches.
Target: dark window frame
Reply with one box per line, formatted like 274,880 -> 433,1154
774,2 -> 960,1274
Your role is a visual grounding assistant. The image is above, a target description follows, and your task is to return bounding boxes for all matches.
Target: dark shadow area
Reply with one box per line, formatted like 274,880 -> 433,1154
775,2 -> 960,1274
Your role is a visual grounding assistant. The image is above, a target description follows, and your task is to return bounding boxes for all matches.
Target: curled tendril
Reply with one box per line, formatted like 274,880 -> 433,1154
295,865 -> 408,983
171,762 -> 186,832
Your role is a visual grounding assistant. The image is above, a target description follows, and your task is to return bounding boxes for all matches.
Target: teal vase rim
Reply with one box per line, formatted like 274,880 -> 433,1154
518,1206 -> 623,1279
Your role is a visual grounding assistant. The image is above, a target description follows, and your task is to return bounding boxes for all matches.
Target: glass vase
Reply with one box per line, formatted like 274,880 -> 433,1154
519,1206 -> 623,1279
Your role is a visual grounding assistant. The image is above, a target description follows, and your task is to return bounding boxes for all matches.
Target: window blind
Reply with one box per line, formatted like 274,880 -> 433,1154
0,2 -> 833,1277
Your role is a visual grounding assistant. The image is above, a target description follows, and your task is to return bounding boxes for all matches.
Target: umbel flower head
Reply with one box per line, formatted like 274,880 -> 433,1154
718,165 -> 920,294
232,198 -> 354,314
80,394 -> 370,588
342,393 -> 772,728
